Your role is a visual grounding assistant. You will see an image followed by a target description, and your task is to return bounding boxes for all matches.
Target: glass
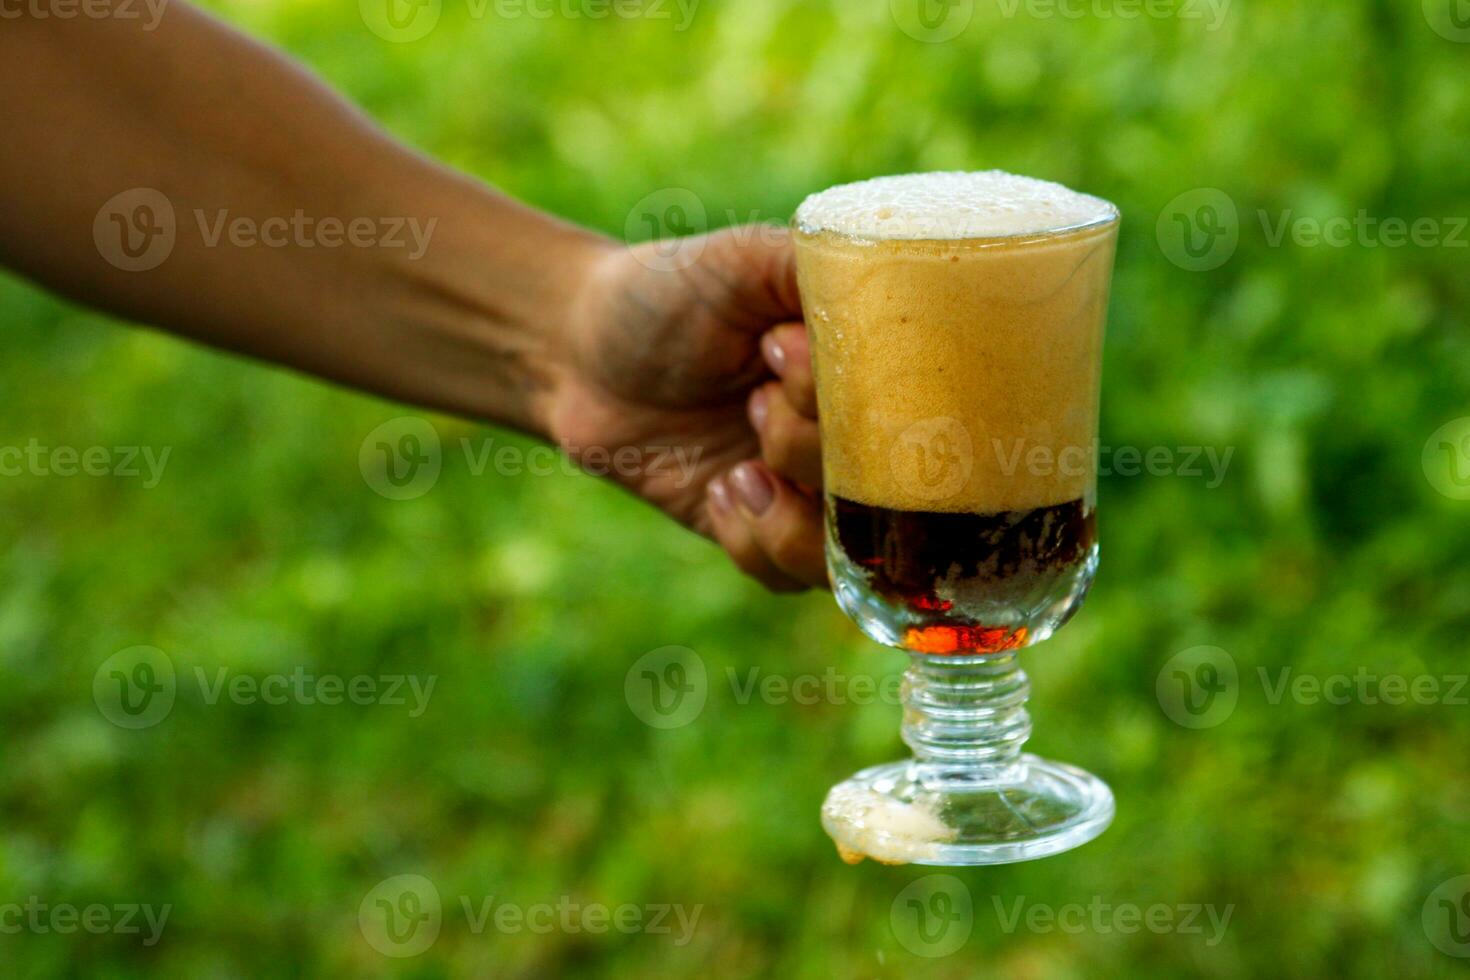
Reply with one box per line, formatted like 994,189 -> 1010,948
794,198 -> 1119,865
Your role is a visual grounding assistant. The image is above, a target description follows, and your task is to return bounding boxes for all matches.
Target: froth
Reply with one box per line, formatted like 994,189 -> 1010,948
795,171 -> 1117,242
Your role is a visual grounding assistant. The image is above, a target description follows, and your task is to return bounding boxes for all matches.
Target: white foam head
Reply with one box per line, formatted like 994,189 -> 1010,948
794,170 -> 1117,241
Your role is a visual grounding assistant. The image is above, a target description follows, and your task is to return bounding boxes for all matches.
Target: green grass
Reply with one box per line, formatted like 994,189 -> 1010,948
2,0 -> 1468,976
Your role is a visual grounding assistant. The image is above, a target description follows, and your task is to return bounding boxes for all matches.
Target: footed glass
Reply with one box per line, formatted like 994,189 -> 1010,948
792,172 -> 1119,865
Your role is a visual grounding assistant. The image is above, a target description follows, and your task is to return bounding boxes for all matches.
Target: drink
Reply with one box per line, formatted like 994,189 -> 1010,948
795,172 -> 1120,866
793,171 -> 1117,656
829,496 -> 1096,654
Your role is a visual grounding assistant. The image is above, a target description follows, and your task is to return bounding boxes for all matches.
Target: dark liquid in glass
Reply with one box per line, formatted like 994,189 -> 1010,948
829,496 -> 1096,654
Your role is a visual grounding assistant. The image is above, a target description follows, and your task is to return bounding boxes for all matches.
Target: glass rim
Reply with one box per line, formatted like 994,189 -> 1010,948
790,206 -> 1120,248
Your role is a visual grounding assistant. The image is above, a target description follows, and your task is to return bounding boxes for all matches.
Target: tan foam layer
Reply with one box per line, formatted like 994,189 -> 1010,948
795,171 -> 1117,241
795,220 -> 1117,514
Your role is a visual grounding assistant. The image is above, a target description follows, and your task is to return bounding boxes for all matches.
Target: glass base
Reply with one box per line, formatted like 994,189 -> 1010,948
822,755 -> 1114,866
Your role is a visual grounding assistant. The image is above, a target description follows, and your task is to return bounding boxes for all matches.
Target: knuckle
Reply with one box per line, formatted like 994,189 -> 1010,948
761,415 -> 800,472
726,546 -> 767,581
765,519 -> 815,570
791,379 -> 819,417
765,425 -> 822,487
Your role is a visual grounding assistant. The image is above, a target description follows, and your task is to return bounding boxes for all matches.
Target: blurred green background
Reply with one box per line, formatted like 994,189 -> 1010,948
3,0 -> 1469,976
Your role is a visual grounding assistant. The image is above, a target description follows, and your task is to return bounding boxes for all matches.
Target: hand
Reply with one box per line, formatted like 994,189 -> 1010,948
547,226 -> 828,592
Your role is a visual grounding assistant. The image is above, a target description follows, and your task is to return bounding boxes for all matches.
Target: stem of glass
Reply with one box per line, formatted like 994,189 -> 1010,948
903,652 -> 1032,789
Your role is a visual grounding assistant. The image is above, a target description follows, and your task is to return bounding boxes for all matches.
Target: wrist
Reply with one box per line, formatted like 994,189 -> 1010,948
491,224 -> 618,440
381,180 -> 615,439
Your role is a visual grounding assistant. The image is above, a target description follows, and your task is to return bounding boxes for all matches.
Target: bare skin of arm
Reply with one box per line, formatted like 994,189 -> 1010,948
0,2 -> 826,590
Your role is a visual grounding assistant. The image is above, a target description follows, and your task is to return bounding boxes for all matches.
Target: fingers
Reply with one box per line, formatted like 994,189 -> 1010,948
760,323 -> 817,417
748,382 -> 822,489
706,461 -> 828,592
705,479 -> 806,593
753,323 -> 822,489
689,230 -> 824,594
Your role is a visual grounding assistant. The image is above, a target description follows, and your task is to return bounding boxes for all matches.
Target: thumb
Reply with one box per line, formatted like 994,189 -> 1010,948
702,224 -> 803,326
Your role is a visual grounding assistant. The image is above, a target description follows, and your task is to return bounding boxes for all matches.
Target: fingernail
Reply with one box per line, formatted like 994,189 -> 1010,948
761,333 -> 787,377
708,476 -> 733,515
730,462 -> 775,516
747,386 -> 769,432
